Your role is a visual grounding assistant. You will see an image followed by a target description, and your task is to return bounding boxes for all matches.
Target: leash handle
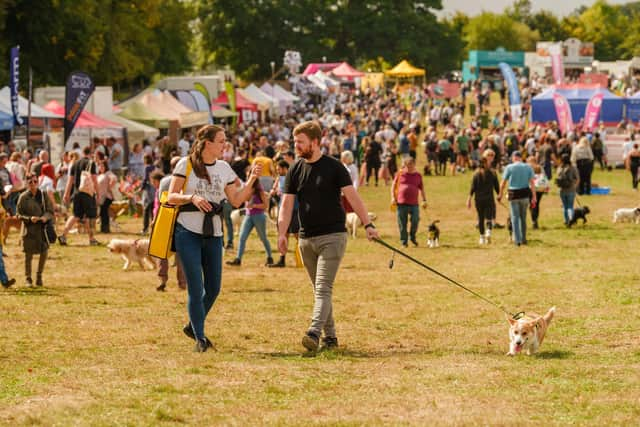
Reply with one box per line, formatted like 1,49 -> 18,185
374,237 -> 517,318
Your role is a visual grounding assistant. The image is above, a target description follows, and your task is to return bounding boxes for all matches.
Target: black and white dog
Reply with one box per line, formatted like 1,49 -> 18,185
568,206 -> 590,227
427,220 -> 440,248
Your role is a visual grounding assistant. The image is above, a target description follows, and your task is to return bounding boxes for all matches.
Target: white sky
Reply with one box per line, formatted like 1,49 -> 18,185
438,0 -> 631,18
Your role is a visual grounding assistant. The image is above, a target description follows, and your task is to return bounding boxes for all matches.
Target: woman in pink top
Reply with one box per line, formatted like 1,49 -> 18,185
391,157 -> 426,247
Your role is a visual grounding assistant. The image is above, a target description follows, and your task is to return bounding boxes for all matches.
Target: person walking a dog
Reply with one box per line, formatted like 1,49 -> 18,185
167,124 -> 262,352
498,151 -> 536,246
277,121 -> 379,352
391,157 -> 426,247
467,153 -> 499,245
556,154 -> 580,226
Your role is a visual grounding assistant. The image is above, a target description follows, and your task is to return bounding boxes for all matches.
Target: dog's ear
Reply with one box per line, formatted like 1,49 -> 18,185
507,316 -> 517,326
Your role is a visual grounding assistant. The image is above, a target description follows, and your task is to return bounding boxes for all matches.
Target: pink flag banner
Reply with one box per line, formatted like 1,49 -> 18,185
550,44 -> 564,85
584,92 -> 604,131
553,92 -> 573,135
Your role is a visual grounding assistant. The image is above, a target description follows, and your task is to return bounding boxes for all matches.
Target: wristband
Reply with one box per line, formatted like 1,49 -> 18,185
364,223 -> 376,230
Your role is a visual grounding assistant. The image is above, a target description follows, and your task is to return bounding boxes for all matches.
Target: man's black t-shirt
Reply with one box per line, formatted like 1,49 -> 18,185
284,155 -> 352,238
70,157 -> 97,190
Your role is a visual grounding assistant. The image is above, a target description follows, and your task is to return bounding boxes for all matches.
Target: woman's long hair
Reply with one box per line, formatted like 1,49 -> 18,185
191,124 -> 225,183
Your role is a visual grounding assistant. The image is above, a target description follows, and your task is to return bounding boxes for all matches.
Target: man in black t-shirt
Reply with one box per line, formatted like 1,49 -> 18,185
59,146 -> 100,246
278,121 -> 379,352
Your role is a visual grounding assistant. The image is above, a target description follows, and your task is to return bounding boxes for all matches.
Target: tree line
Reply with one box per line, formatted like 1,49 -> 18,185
0,0 -> 639,93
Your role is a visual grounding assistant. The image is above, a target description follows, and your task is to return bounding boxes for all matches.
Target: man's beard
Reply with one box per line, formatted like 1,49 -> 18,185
296,146 -> 313,159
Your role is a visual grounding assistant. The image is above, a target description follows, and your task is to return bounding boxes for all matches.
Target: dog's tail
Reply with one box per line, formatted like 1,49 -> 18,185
430,220 -> 440,226
543,306 -> 556,325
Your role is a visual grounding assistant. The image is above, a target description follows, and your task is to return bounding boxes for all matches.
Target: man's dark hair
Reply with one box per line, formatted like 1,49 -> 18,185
83,146 -> 91,156
277,160 -> 289,169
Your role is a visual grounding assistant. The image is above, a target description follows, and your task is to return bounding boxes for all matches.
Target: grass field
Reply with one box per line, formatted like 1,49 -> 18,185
2,157 -> 640,425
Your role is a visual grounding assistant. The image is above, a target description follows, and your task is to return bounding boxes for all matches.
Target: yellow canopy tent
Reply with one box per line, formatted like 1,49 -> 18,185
385,60 -> 426,88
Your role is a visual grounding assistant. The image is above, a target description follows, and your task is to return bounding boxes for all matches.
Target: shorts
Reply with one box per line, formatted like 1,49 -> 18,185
458,150 -> 468,157
73,192 -> 97,220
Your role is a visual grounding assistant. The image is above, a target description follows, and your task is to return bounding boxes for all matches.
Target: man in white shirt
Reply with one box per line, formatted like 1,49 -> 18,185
178,131 -> 191,157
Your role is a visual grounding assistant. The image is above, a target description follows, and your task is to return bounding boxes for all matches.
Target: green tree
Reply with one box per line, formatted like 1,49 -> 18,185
568,0 -> 627,61
464,12 -> 539,51
527,10 -> 568,42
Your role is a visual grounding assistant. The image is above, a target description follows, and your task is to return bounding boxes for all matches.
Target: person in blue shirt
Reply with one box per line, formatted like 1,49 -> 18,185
497,151 -> 536,246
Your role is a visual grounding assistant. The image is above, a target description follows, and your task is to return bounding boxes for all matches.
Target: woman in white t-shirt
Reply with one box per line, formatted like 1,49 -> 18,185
167,124 -> 262,353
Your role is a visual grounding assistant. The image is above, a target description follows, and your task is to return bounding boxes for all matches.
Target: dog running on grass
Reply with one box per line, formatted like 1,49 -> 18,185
507,307 -> 556,356
426,220 -> 440,248
107,238 -> 156,271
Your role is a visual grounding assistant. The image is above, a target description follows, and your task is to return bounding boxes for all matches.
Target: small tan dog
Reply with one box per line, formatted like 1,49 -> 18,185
2,216 -> 22,245
507,307 -> 556,356
107,238 -> 156,270
346,212 -> 377,238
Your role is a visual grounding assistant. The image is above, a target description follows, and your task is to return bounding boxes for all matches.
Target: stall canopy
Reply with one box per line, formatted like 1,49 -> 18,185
302,63 -> 342,76
213,89 -> 258,123
385,60 -> 426,78
211,104 -> 238,119
260,83 -> 299,113
173,90 -> 212,115
531,86 -> 624,124
0,86 -> 62,119
116,89 -> 209,128
243,84 -> 279,111
44,100 -> 122,129
118,101 -> 171,129
106,114 -> 160,145
330,62 -> 365,81
314,71 -> 340,87
0,109 -> 13,131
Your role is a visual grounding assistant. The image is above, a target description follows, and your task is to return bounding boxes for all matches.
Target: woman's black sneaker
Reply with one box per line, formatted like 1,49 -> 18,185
226,258 -> 241,266
194,338 -> 208,352
183,324 -> 213,348
321,336 -> 338,350
1,278 -> 15,288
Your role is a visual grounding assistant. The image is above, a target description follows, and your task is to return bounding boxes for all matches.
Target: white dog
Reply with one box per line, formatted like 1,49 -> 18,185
345,212 -> 377,238
613,207 -> 640,224
230,208 -> 245,236
107,238 -> 156,270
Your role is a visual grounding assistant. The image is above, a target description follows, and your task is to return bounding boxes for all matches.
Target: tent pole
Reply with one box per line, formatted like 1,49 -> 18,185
27,67 -> 32,150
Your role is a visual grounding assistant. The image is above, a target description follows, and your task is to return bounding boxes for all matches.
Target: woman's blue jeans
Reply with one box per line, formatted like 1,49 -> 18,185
560,192 -> 576,224
174,223 -> 223,341
396,204 -> 420,244
236,213 -> 272,260
0,246 -> 9,284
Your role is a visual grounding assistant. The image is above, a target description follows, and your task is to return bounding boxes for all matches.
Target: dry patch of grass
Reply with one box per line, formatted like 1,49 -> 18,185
1,157 -> 640,425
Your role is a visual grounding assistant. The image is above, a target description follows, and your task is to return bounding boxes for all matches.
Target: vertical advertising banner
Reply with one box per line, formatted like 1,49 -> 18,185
553,93 -> 573,135
9,46 -> 23,126
498,62 -> 521,106
224,80 -> 237,127
64,71 -> 95,143
584,92 -> 604,131
549,43 -> 565,85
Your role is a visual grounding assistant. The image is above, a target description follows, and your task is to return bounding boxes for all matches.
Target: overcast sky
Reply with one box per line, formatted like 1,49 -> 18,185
439,0 -> 631,17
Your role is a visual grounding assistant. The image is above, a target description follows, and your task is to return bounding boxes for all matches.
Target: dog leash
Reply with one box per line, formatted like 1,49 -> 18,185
374,237 -> 524,320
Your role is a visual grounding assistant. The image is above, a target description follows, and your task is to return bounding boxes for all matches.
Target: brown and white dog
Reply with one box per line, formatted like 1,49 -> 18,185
2,216 -> 22,245
507,307 -> 556,356
107,238 -> 156,270
345,212 -> 377,238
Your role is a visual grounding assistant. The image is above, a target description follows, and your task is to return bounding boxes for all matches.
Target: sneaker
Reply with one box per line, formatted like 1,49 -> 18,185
265,257 -> 274,266
410,239 -> 418,247
25,278 -> 33,288
1,278 -> 15,288
401,241 -> 408,248
268,259 -> 285,268
302,331 -> 320,352
194,338 -> 208,353
532,221 -> 539,229
183,324 -> 213,348
156,283 -> 166,292
485,229 -> 491,243
36,276 -> 43,287
321,336 -> 338,350
493,223 -> 505,229
226,258 -> 241,266
479,236 -> 486,245
225,242 -> 234,250
58,235 -> 67,246
89,239 -> 101,246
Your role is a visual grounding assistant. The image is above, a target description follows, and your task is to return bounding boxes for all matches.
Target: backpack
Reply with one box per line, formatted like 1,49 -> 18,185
78,160 -> 95,195
555,167 -> 572,189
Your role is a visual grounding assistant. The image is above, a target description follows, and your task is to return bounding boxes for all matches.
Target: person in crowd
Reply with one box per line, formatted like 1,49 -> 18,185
107,137 -> 124,178
269,160 -> 299,268
55,151 -> 72,198
625,143 -> 640,190
571,136 -> 594,195
252,149 -> 276,193
556,154 -> 580,226
0,202 -> 16,288
497,151 -> 536,246
17,173 -> 54,287
467,154 -> 499,245
391,157 -> 426,247
155,157 -> 186,291
59,146 -> 100,246
591,132 -> 606,170
167,124 -> 262,352
437,134 -> 452,176
128,143 -> 145,179
140,154 -> 156,235
364,136 -> 382,186
6,152 -> 26,215
277,121 -> 379,352
528,159 -> 549,229
225,178 -> 273,267
30,150 -> 49,177
38,163 -> 57,211
341,150 -> 359,190
97,161 -> 118,234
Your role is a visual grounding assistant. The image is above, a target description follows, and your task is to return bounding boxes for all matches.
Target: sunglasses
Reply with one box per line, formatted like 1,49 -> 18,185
27,178 -> 38,183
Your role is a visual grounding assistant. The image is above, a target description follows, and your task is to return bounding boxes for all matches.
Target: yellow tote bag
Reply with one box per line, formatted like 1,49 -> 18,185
148,159 -> 191,259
